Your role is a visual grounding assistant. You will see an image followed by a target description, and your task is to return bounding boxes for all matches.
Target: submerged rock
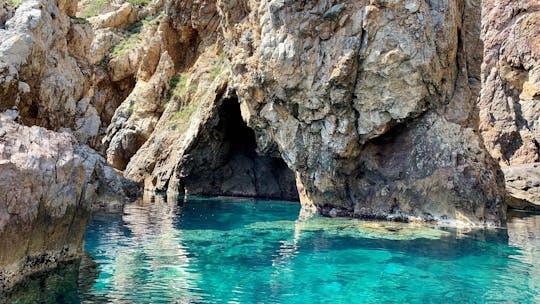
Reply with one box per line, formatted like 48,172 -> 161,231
0,114 -> 137,291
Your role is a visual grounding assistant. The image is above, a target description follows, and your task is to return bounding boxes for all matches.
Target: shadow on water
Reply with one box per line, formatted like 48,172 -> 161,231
0,253 -> 99,304
4,193 -> 540,303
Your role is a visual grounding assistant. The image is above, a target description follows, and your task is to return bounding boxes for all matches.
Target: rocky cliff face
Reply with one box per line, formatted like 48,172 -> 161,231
479,0 -> 540,208
479,0 -> 540,167
0,113 -> 136,291
3,0 -> 540,293
62,0 -> 509,225
94,0 -> 507,225
215,0 -> 506,225
0,114 -> 90,291
0,1 -> 138,291
0,0 -> 97,144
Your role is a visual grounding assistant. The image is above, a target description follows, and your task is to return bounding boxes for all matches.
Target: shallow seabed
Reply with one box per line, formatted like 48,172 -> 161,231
5,196 -> 540,303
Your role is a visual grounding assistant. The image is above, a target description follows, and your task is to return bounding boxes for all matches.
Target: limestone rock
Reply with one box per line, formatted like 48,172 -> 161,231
218,0 -> 505,226
479,0 -> 540,166
0,0 -> 96,145
87,3 -> 135,30
124,50 -> 298,201
102,16 -> 183,170
0,113 -> 138,291
0,114 -> 88,293
113,0 -> 507,226
75,145 -> 140,211
89,28 -> 123,65
502,163 -> 540,211
104,51 -> 175,169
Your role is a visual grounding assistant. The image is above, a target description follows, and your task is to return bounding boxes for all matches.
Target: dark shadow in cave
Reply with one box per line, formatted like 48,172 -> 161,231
182,96 -> 299,201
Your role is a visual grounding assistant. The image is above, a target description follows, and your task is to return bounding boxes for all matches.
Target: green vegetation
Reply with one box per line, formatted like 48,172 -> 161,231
109,16 -> 158,57
167,73 -> 197,100
81,0 -> 150,18
208,51 -> 228,81
97,57 -> 109,68
127,0 -> 150,5
8,0 -> 23,7
69,15 -> 87,22
82,0 -> 108,18
209,66 -> 222,81
127,101 -> 138,113
127,15 -> 155,33
110,32 -> 143,56
174,103 -> 197,121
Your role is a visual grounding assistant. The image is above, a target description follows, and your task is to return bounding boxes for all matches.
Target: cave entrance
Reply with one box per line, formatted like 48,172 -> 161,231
183,96 -> 299,201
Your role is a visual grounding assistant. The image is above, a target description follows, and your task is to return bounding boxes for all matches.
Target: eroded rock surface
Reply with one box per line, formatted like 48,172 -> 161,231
213,0 -> 504,225
479,1 -> 540,166
110,0 -> 508,225
503,163 -> 540,211
0,0 -> 96,143
0,113 -> 137,291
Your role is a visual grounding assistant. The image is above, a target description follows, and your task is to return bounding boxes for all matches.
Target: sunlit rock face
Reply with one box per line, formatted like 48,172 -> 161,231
503,164 -> 540,211
479,0 -> 540,167
0,115 -> 90,291
0,0 -> 98,145
114,0 -> 507,225
0,114 -> 137,291
214,0 -> 505,225
478,1 -> 540,211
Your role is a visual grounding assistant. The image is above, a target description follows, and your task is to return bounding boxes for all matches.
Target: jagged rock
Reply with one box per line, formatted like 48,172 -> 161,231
218,0 -> 505,225
89,28 -> 123,65
502,163 -> 540,211
87,3 -> 135,30
0,113 -> 138,291
115,0 -> 507,226
102,17 -> 182,170
75,145 -> 140,211
104,51 -> 175,169
0,0 -> 97,145
124,51 -> 298,200
479,0 -> 540,166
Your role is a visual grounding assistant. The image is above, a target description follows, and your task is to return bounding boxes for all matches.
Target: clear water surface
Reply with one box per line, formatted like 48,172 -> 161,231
8,195 -> 540,303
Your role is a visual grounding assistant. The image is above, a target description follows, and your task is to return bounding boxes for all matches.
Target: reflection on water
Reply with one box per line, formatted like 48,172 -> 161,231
3,195 -> 540,303
507,211 -> 540,303
82,192 -> 204,303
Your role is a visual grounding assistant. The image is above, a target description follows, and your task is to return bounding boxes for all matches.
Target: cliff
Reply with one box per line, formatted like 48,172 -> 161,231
2,0 -> 540,291
0,1 -> 137,291
479,0 -> 540,210
103,0 -> 505,226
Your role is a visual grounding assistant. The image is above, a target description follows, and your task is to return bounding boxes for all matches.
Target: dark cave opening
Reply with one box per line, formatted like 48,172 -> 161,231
183,96 -> 299,201
221,95 -> 259,160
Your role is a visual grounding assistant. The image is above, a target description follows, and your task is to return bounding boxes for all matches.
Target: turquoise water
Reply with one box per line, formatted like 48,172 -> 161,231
76,196 -> 540,303
6,196 -> 540,303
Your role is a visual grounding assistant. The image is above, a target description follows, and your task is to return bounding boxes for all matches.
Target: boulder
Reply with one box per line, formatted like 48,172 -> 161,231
0,113 -> 138,291
503,163 -> 540,211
